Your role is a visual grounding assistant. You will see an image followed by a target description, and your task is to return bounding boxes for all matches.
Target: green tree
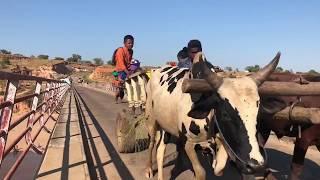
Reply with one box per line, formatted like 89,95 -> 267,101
275,67 -> 284,72
225,66 -> 233,71
93,58 -> 104,66
106,60 -> 114,66
81,60 -> 92,64
245,65 -> 260,72
0,49 -> 11,54
67,54 -> 81,62
38,54 -> 49,59
54,57 -> 64,60
0,57 -> 10,69
308,69 -> 319,75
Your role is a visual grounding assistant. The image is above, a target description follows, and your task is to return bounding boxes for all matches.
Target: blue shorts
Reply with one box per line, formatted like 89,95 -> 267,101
118,71 -> 127,81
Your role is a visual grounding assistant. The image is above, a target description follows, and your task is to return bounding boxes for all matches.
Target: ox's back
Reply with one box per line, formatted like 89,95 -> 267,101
146,66 -> 211,140
146,66 -> 190,136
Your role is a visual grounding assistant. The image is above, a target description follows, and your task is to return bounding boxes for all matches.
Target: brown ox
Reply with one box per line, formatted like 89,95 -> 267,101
258,72 -> 320,180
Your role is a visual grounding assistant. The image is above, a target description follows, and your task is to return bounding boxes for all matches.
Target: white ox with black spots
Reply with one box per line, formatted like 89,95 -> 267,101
144,52 -> 281,180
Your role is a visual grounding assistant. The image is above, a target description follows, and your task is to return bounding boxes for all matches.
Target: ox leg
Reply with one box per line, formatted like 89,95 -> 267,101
289,125 -> 319,180
156,130 -> 167,180
290,140 -> 307,180
145,119 -> 157,178
213,136 -> 228,176
185,141 -> 206,180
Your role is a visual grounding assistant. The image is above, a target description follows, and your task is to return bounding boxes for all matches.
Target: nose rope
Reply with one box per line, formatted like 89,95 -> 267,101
213,115 -> 267,170
289,97 -> 302,138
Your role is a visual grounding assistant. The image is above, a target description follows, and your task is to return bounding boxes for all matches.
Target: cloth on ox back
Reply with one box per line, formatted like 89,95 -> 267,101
125,70 -> 149,109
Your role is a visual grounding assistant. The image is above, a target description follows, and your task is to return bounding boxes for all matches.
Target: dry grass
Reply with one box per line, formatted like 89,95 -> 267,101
0,80 -> 6,95
8,59 -> 63,70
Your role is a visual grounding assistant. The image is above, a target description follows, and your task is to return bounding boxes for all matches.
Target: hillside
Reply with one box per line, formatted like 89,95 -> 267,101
89,65 -> 114,82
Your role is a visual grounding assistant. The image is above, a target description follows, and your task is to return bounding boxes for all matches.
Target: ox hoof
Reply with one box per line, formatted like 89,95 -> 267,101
145,167 -> 153,178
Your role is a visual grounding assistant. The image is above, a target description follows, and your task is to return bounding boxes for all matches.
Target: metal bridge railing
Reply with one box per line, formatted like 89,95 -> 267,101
0,71 -> 70,179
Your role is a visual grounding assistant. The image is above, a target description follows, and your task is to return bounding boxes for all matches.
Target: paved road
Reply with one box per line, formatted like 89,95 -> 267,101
75,85 -> 320,180
74,85 -> 183,180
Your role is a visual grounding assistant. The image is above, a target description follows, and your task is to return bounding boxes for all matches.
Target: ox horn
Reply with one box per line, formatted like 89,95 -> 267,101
250,52 -> 281,86
192,52 -> 223,90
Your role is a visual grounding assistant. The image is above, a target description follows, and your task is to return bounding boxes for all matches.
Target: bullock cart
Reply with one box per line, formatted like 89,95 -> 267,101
116,71 -> 320,153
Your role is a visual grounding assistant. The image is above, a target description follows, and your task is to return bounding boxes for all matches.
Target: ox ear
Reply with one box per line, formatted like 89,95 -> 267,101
188,93 -> 219,119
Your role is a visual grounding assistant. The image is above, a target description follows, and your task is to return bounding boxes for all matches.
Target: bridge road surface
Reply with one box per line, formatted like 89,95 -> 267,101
74,85 -> 320,180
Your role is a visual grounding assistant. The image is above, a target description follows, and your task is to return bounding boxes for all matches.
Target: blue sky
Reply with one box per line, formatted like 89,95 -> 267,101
1,0 -> 319,71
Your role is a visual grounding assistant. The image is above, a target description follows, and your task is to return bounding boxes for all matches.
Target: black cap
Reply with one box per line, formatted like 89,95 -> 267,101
187,39 -> 202,51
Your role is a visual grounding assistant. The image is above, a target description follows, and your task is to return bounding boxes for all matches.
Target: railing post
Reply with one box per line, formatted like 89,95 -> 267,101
59,83 -> 66,106
40,83 -> 50,131
25,81 -> 43,154
0,80 -> 19,165
48,82 -> 55,115
54,82 -> 60,108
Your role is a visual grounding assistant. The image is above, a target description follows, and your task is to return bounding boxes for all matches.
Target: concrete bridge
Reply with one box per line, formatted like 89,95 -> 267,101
0,71 -> 319,180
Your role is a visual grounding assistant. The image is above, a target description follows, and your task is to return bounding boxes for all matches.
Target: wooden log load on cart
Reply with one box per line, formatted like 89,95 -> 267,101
181,78 -> 320,124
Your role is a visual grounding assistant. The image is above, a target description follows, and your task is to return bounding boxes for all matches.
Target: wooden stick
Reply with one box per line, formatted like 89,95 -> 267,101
273,106 -> 320,124
182,79 -> 320,96
259,81 -> 320,96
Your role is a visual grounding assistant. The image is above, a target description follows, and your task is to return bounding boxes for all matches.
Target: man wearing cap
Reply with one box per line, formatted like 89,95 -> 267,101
186,39 -> 223,72
177,40 -> 205,69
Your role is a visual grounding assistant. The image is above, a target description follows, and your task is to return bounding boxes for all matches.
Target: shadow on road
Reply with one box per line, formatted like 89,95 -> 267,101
74,88 -> 134,180
72,86 -> 320,180
266,148 -> 320,180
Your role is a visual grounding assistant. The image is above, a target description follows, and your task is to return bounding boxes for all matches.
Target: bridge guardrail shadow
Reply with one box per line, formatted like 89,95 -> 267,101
73,87 -> 134,180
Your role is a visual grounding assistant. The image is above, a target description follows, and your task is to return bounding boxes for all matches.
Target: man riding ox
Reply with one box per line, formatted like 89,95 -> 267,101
144,52 -> 281,180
